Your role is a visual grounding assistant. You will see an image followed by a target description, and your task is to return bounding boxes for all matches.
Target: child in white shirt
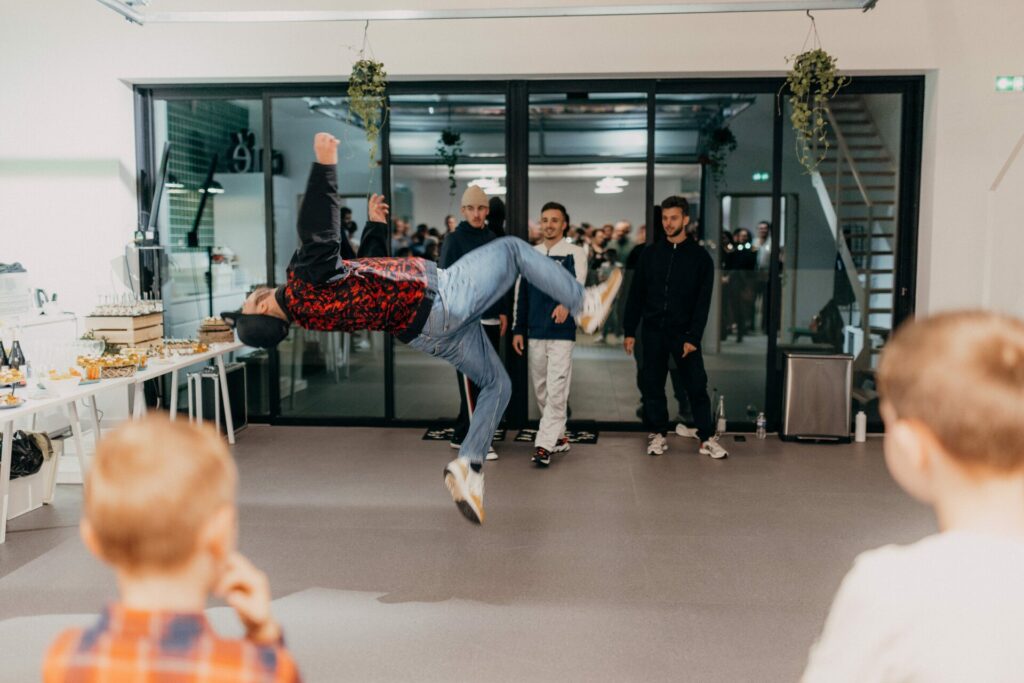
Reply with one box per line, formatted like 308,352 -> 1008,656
802,311 -> 1024,683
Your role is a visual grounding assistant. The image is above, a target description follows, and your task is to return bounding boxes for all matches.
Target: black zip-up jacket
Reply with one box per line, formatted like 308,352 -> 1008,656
440,221 -> 507,320
623,237 -> 714,348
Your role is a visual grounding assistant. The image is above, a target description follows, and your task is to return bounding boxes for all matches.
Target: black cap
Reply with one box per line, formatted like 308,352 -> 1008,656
221,310 -> 290,349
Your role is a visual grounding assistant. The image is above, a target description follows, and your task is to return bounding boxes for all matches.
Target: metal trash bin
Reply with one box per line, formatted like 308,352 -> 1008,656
781,351 -> 853,442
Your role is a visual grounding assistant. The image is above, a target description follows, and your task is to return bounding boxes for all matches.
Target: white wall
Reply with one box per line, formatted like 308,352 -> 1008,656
2,1 -> 1023,318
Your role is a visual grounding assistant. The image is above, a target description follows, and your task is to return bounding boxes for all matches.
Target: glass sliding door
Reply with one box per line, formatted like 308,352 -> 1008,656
775,91 -> 905,428
655,91 -> 774,427
151,97 -> 271,417
270,95 -> 386,418
389,93 -> 507,421
525,91 -> 648,422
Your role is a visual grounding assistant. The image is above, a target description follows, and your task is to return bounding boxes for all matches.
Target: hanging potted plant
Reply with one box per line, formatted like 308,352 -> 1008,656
347,57 -> 388,167
703,126 -> 737,186
782,13 -> 850,173
437,128 -> 463,196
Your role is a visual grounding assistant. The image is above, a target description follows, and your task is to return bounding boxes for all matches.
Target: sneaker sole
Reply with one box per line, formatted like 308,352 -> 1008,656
552,443 -> 571,453
699,448 -> 728,460
443,467 -> 483,524
485,453 -> 499,461
580,269 -> 624,334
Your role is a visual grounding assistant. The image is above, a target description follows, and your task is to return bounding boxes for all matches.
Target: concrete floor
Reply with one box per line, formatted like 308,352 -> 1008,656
0,426 -> 934,682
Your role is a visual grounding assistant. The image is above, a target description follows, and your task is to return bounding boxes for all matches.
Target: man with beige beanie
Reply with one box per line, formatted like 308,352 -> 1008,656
440,185 -> 509,461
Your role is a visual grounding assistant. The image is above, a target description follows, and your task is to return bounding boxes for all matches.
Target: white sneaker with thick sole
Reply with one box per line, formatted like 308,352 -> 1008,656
552,436 -> 571,453
485,447 -> 499,461
675,424 -> 699,440
647,433 -> 668,456
699,437 -> 729,460
444,458 -> 485,524
577,268 -> 624,335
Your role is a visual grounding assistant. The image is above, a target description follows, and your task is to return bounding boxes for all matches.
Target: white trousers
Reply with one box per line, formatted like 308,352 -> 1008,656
529,338 -> 575,450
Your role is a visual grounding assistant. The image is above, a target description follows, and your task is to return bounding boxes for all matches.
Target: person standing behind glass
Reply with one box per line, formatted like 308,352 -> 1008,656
440,185 -> 508,460
753,220 -> 772,334
624,196 -> 727,460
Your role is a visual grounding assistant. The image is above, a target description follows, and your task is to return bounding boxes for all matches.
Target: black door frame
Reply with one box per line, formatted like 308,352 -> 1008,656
134,75 -> 924,431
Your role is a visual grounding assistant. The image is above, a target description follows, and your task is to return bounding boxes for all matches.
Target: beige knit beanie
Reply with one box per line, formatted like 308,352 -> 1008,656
461,185 -> 489,208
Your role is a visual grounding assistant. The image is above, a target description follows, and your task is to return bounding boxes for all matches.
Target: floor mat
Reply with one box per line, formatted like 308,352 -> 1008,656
514,428 -> 599,445
422,426 -> 506,442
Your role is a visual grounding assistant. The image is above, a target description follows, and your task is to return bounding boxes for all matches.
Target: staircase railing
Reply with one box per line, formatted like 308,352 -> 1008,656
806,105 -> 872,369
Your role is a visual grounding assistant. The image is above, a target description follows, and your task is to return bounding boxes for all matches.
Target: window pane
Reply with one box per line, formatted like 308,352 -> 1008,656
659,92 -> 774,425
272,95 -> 386,418
391,96 -> 507,422
777,93 -> 903,427
152,98 -> 271,416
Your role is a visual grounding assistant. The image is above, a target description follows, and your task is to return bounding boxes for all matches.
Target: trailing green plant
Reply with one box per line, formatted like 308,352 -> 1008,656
347,58 -> 388,167
437,128 -> 463,195
783,47 -> 850,174
704,126 -> 737,186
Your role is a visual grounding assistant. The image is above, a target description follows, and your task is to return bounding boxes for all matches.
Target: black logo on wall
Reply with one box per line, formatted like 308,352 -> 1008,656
227,129 -> 284,175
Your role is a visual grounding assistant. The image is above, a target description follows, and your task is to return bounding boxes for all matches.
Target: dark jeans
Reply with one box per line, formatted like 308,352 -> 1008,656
452,322 -> 502,442
639,326 -> 715,441
634,327 -> 691,421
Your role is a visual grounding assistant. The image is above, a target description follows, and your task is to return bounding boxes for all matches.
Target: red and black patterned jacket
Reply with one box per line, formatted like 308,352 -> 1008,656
280,163 -> 437,343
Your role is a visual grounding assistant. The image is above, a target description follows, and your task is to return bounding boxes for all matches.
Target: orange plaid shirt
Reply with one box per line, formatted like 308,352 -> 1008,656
43,604 -> 301,683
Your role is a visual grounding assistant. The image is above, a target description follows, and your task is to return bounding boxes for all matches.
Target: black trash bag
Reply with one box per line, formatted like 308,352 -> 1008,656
0,430 -> 47,479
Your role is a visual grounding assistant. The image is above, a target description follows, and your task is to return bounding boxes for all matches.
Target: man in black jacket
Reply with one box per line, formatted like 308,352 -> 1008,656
623,196 -> 728,459
440,185 -> 509,460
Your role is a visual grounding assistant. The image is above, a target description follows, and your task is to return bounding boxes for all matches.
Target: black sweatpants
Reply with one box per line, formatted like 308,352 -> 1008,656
640,326 -> 715,441
452,322 -> 502,442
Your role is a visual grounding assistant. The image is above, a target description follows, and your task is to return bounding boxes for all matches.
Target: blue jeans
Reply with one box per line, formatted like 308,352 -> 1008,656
410,237 -> 586,466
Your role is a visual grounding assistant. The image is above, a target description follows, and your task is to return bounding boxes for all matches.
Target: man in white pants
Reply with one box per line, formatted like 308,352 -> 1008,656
512,202 -> 589,466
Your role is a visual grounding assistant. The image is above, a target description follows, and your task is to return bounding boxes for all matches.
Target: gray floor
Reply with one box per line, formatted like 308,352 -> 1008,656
0,426 -> 934,682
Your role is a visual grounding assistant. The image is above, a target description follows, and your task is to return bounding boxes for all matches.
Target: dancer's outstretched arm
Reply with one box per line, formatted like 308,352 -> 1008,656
292,133 -> 343,282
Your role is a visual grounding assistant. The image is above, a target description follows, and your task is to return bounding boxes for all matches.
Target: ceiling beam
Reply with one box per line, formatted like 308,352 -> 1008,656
96,1 -> 876,25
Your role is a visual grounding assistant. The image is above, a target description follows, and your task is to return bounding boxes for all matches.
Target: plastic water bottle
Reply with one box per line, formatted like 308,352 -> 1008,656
854,411 -> 867,443
716,396 -> 727,435
755,412 -> 767,440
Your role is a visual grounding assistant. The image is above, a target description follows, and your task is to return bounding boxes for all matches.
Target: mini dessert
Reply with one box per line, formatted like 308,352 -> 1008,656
0,368 -> 26,385
198,317 -> 235,344
1,393 -> 22,407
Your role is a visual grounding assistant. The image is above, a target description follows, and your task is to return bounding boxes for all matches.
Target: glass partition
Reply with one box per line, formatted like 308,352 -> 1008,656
271,95 -> 386,418
152,97 -> 271,416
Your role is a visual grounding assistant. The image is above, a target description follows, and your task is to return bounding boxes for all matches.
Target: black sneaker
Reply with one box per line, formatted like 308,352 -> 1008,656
449,435 -> 464,450
552,436 -> 571,453
532,447 -> 552,467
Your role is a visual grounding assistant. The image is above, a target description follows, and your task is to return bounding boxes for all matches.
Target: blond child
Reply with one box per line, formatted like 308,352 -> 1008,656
802,311 -> 1024,682
43,416 -> 300,682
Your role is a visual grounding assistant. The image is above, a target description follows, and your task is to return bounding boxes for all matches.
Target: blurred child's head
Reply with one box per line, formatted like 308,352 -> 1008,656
878,311 -> 1024,502
81,416 -> 237,578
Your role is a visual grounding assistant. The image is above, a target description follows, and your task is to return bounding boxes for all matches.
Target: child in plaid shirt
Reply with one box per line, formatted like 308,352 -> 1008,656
43,416 -> 301,682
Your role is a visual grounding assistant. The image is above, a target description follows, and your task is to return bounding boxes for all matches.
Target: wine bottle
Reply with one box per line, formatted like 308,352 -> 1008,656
0,340 -> 8,369
8,340 -> 25,371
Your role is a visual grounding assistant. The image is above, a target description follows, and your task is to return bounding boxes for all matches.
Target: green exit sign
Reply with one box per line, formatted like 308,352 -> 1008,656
996,76 -> 1024,92
752,171 -> 770,182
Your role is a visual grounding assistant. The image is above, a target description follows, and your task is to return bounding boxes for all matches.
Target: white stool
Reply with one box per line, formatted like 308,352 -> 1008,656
187,369 -> 221,432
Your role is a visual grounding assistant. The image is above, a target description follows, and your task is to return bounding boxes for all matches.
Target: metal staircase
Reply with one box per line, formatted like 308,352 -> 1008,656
810,94 -> 899,377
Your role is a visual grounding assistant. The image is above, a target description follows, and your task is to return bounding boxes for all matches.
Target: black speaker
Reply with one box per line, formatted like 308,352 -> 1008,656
200,362 -> 248,435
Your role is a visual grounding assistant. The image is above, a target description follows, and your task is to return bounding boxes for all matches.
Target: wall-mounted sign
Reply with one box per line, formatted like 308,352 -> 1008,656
995,76 -> 1024,92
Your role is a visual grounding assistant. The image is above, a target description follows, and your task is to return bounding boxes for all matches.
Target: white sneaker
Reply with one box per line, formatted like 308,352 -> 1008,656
699,437 -> 729,460
552,436 -> 571,453
444,458 -> 485,524
675,424 -> 699,440
577,268 -> 624,335
485,447 -> 499,461
647,433 -> 668,456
